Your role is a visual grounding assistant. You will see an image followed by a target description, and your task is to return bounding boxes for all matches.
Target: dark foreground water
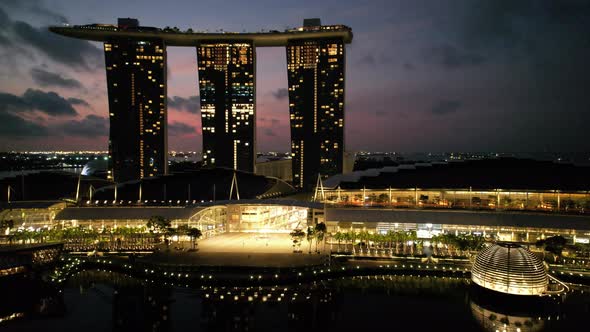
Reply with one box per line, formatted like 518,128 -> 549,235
1,270 -> 589,332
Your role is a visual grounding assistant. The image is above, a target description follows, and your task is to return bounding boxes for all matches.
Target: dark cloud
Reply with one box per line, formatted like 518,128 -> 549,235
31,67 -> 83,89
0,34 -> 11,46
0,91 -> 31,112
67,97 -> 90,107
0,7 -> 10,30
271,88 -> 288,100
425,44 -> 485,69
0,111 -> 48,137
57,114 -> 108,137
22,88 -> 78,116
403,62 -> 415,70
10,20 -> 102,69
169,122 -> 197,136
448,0 -> 590,62
430,100 -> 462,116
356,54 -> 375,66
0,0 -> 67,24
29,6 -> 68,24
167,95 -> 200,113
0,89 -> 79,116
356,53 -> 393,66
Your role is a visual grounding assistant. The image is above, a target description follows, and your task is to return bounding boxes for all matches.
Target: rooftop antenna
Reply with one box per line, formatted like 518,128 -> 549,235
229,172 -> 240,200
313,174 -> 325,202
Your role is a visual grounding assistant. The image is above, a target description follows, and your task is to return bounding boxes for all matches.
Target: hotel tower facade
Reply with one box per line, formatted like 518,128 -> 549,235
50,18 -> 352,189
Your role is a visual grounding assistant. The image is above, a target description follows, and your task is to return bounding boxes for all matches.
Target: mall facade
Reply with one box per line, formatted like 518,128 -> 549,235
2,197 -> 590,245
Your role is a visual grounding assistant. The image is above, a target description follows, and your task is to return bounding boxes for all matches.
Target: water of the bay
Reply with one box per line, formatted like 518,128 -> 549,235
1,270 -> 589,331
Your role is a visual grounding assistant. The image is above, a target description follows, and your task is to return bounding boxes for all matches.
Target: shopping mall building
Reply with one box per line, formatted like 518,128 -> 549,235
1,159 -> 590,245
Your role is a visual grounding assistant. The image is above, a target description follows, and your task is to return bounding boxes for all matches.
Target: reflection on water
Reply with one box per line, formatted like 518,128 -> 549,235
1,270 -> 589,331
470,301 -> 545,332
0,276 -> 64,325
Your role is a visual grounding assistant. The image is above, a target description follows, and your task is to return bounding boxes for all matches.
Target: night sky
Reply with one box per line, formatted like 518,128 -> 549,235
0,0 -> 589,153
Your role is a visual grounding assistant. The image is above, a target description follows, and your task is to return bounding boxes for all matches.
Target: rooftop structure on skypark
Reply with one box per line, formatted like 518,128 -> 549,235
49,21 -> 353,47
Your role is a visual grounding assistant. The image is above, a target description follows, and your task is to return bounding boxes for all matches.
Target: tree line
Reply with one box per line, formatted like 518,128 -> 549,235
1,215 -> 203,251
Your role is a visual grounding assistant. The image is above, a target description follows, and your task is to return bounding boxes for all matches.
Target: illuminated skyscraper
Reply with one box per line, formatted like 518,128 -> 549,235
50,18 -> 352,186
104,19 -> 167,182
197,43 -> 255,172
287,19 -> 346,188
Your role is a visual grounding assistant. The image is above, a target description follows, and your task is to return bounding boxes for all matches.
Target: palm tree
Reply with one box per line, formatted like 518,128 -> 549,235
289,229 -> 305,250
333,232 -> 344,252
289,229 -> 305,252
359,231 -> 370,254
406,230 -> 417,255
348,231 -> 358,254
386,231 -> 396,255
186,228 -> 202,250
377,233 -> 387,255
369,232 -> 380,255
397,231 -> 407,254
430,234 -> 440,255
147,215 -> 171,245
341,232 -> 349,252
314,222 -> 327,253
306,226 -> 315,254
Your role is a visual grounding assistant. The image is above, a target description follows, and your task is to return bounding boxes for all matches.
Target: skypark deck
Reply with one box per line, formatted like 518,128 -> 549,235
48,25 -> 353,46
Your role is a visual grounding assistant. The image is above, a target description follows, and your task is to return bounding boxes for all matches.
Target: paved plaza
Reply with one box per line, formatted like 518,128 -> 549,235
144,232 -> 327,268
198,232 -> 296,253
